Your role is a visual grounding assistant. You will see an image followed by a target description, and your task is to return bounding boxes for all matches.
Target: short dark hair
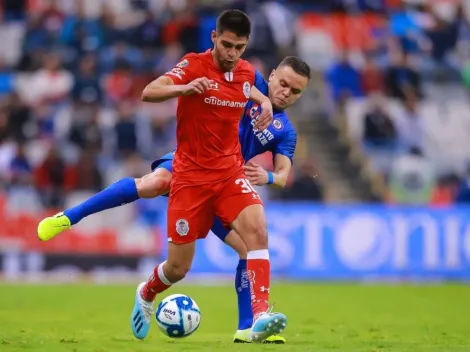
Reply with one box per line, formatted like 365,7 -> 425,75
278,56 -> 311,80
216,10 -> 251,38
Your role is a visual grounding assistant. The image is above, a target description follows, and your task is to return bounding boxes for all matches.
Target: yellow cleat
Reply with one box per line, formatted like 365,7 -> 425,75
233,329 -> 286,344
37,212 -> 71,241
264,334 -> 287,344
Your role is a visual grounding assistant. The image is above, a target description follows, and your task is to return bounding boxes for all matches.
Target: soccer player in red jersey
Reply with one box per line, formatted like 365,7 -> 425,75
129,10 -> 286,342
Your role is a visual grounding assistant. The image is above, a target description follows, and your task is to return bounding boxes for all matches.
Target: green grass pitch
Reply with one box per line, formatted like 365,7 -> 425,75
0,282 -> 469,351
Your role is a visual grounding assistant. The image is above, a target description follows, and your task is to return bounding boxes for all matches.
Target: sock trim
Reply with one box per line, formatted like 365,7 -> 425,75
247,249 -> 269,260
158,261 -> 172,286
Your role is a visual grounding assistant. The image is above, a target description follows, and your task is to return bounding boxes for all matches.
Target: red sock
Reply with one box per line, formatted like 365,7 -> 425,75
247,250 -> 270,317
141,262 -> 172,302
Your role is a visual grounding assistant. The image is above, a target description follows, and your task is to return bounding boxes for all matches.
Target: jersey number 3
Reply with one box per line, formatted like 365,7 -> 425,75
235,178 -> 260,199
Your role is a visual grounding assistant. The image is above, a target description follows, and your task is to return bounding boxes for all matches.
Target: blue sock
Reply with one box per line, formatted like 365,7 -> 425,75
64,177 -> 139,225
235,259 -> 253,330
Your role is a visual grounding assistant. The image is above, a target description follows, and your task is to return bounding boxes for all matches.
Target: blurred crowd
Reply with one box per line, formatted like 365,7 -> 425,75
323,0 -> 470,205
0,0 -> 326,211
6,0 -> 470,210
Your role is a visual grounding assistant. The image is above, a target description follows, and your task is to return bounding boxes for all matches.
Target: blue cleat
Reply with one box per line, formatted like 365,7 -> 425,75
130,282 -> 154,340
249,311 -> 287,343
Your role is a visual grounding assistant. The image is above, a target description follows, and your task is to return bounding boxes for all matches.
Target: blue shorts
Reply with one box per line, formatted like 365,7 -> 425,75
151,151 -> 231,242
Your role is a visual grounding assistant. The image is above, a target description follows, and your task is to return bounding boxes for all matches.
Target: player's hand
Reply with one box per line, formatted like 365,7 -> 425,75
254,100 -> 273,131
182,77 -> 213,96
244,161 -> 269,186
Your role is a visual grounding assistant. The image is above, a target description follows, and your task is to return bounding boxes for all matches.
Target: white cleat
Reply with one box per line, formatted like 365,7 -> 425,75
130,282 -> 154,339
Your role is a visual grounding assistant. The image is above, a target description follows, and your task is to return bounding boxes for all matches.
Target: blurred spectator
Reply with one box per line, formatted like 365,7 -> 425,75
100,41 -> 142,74
34,148 -> 77,208
32,104 -> 55,140
455,164 -> 470,203
39,0 -> 65,38
9,142 -> 32,186
133,8 -> 162,50
98,4 -> 124,46
361,54 -> 385,94
69,149 -> 103,192
68,107 -> 102,152
388,146 -> 435,205
154,43 -> 183,76
72,55 -> 102,106
385,51 -> 422,100
0,58 -> 14,96
395,95 -> 424,151
363,94 -> 397,147
432,174 -> 460,206
5,92 -> 31,142
0,151 -> 15,189
20,54 -> 73,106
103,61 -> 133,105
114,101 -> 138,158
3,0 -> 27,22
462,56 -> 470,92
281,162 -> 323,201
388,1 -> 423,54
423,3 -> 460,68
61,0 -> 103,57
161,2 -> 199,53
0,111 -> 14,184
19,16 -> 50,70
0,110 -> 11,143
326,51 -> 363,104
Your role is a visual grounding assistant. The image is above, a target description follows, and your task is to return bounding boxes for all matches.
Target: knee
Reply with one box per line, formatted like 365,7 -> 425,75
164,260 -> 191,283
252,222 -> 268,248
136,172 -> 171,198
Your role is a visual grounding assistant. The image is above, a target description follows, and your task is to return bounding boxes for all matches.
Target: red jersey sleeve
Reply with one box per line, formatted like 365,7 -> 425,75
163,53 -> 200,85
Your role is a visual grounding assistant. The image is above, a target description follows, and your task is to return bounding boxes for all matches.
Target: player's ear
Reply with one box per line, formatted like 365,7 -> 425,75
211,30 -> 217,45
269,70 -> 275,82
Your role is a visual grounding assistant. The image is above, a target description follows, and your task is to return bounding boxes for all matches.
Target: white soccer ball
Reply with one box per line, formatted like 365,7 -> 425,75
155,294 -> 201,338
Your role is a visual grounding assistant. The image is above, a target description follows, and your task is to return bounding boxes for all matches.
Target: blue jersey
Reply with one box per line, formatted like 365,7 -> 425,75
151,70 -> 297,171
239,70 -> 297,164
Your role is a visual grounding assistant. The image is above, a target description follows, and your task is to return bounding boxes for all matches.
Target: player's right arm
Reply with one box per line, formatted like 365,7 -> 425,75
141,54 -> 212,103
141,76 -> 213,103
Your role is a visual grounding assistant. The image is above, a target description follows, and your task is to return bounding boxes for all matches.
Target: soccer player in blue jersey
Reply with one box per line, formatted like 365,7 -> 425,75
37,56 -> 311,343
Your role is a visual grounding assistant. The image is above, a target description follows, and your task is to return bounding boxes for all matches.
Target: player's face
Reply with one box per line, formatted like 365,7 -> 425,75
211,30 -> 248,72
268,66 -> 308,110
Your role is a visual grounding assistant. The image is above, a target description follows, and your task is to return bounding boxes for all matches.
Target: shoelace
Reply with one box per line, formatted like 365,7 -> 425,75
140,301 -> 154,323
267,303 -> 280,315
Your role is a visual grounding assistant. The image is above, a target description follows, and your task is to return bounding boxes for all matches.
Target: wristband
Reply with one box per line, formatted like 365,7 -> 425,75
267,171 -> 274,185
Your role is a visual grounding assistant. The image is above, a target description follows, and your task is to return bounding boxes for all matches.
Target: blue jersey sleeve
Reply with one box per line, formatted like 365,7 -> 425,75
273,127 -> 297,163
254,70 -> 265,90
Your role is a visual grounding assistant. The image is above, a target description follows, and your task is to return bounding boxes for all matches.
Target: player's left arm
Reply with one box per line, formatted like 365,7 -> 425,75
249,85 -> 272,131
244,127 -> 297,187
244,154 -> 292,187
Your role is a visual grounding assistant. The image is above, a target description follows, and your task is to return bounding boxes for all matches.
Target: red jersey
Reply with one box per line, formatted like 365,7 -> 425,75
163,50 -> 256,182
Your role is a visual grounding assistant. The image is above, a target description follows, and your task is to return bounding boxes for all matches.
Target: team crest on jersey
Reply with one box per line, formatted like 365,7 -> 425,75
249,105 -> 260,118
243,81 -> 251,99
176,219 -> 189,236
273,118 -> 283,130
176,59 -> 189,68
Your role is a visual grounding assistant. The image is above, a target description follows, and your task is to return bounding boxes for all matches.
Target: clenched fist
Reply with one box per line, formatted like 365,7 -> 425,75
182,77 -> 214,95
